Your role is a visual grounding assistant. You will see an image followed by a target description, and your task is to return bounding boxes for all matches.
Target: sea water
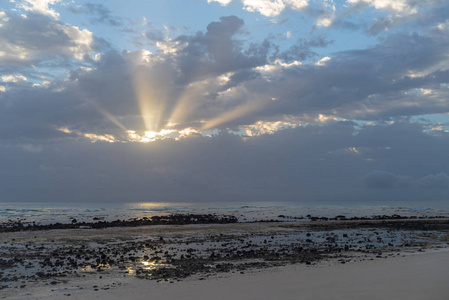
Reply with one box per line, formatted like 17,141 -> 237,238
1,200 -> 449,226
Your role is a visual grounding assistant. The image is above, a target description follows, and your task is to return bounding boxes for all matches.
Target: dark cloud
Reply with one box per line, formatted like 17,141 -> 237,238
278,36 -> 333,62
325,0 -> 449,36
142,27 -> 165,44
67,3 -> 122,27
239,29 -> 449,123
2,14 -> 449,141
364,170 -> 413,188
1,121 -> 448,203
175,16 -> 271,82
364,2 -> 449,35
1,4 -> 449,207
416,173 -> 449,189
365,170 -> 449,190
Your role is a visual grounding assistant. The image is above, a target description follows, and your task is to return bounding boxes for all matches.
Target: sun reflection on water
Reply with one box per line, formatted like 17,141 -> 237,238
142,261 -> 171,270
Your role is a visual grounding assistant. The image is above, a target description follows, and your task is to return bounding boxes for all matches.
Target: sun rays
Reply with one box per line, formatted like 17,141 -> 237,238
64,58 -> 270,144
132,66 -> 171,133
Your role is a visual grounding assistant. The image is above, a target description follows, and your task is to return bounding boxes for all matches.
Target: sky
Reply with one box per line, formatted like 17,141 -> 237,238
1,0 -> 449,205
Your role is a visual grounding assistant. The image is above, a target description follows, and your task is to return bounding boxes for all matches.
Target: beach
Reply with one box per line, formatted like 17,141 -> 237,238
1,217 -> 448,299
26,249 -> 446,300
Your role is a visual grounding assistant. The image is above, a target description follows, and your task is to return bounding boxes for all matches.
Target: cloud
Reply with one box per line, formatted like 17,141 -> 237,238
278,35 -> 333,62
347,0 -> 416,15
207,0 -> 448,35
342,0 -> 449,35
142,26 -> 165,44
2,74 -> 27,83
174,15 -> 270,82
364,170 -> 413,188
238,30 -> 449,122
1,1 -> 449,206
364,170 -> 449,190
208,0 -> 233,6
15,0 -> 62,19
2,13 -> 449,143
242,0 -> 287,17
416,173 -> 449,189
1,120 -> 448,203
206,0 -> 310,17
66,3 -> 122,27
0,12 -> 96,66
0,16 -> 269,141
22,143 -> 43,153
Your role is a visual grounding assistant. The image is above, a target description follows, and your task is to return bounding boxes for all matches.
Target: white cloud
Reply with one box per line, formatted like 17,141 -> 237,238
207,0 -> 233,5
15,0 -> 62,19
254,59 -> 302,80
242,0 -> 286,17
315,56 -> 331,66
347,0 -> 416,15
0,11 -> 9,26
208,0 -> 309,16
317,16 -> 333,27
1,74 -> 27,82
436,20 -> 449,32
59,24 -> 94,60
32,80 -> 51,88
242,119 -> 299,136
0,13 -> 95,65
284,0 -> 309,10
0,85 -> 5,92
156,38 -> 185,55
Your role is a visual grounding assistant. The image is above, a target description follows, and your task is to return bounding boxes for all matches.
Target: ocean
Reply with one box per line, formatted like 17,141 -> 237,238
1,201 -> 449,226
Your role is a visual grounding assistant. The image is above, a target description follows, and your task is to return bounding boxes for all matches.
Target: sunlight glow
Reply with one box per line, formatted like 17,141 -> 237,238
58,127 -> 117,143
127,129 -> 175,143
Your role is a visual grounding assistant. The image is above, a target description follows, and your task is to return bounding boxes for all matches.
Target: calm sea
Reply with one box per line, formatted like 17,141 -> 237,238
1,200 -> 449,226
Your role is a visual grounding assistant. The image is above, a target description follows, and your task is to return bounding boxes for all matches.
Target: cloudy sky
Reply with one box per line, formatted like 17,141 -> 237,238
1,0 -> 449,205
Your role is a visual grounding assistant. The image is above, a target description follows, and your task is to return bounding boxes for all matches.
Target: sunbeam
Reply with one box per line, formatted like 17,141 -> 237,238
74,88 -> 128,132
201,99 -> 268,131
91,103 -> 128,132
168,84 -> 202,126
132,66 -> 172,132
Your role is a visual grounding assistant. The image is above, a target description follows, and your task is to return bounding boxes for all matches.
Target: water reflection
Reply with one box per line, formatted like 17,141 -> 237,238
141,261 -> 171,270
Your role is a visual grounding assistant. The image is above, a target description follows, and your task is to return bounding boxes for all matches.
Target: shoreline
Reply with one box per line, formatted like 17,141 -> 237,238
4,248 -> 449,300
1,218 -> 448,299
2,213 -> 448,233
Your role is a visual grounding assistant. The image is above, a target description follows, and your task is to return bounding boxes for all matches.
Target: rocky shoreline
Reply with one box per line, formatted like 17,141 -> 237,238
2,213 -> 448,233
0,214 -> 238,233
1,216 -> 448,295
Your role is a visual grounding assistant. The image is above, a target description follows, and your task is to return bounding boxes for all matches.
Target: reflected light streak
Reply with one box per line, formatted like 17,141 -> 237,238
141,261 -> 172,271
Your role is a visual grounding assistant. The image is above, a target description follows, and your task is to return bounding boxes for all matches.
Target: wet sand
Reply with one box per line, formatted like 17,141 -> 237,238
4,248 -> 449,300
1,219 -> 448,299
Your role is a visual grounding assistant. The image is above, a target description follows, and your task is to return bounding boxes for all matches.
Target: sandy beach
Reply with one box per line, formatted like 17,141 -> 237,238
4,248 -> 449,300
1,218 -> 448,300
